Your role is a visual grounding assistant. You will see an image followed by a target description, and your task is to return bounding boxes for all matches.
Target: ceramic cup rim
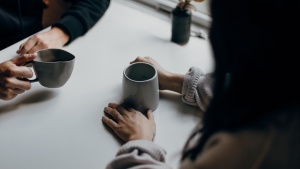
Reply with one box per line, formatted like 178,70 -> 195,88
123,62 -> 157,83
34,48 -> 75,64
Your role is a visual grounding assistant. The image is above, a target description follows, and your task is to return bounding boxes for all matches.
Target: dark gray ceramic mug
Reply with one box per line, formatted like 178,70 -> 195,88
122,62 -> 159,113
26,48 -> 75,88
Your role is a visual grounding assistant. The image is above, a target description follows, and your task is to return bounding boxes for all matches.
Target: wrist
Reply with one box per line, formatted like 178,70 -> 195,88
163,72 -> 184,94
51,27 -> 70,46
128,135 -> 153,142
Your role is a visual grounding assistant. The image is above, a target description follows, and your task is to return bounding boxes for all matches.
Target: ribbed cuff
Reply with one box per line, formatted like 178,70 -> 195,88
117,140 -> 167,162
182,67 -> 204,106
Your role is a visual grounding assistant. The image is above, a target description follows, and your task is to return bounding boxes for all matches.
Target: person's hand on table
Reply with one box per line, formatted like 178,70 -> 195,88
0,54 -> 36,100
102,103 -> 156,142
16,27 -> 69,54
131,56 -> 184,94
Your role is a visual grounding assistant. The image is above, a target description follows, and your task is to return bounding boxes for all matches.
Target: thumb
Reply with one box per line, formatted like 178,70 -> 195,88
11,54 -> 36,66
130,56 -> 143,64
146,109 -> 154,121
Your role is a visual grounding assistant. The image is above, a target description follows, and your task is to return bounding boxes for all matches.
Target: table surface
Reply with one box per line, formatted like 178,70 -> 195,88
0,1 -> 214,169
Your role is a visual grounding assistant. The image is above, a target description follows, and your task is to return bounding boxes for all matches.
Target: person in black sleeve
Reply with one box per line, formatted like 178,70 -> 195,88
0,0 -> 110,53
0,0 -> 110,100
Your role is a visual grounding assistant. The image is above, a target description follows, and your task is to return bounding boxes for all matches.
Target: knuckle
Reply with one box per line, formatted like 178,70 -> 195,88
136,56 -> 143,61
110,109 -> 116,114
116,106 -> 123,112
7,95 -> 16,100
0,92 -> 6,98
126,113 -> 134,119
42,43 -> 49,48
112,109 -> 119,114
0,92 -> 10,100
0,65 -> 11,76
2,97 -> 10,101
0,62 -> 9,69
32,34 -> 39,40
24,83 -> 32,90
114,125 -> 123,131
2,78 -> 10,86
118,117 -> 125,123
0,85 -> 7,92
6,68 -> 16,76
23,45 -> 31,51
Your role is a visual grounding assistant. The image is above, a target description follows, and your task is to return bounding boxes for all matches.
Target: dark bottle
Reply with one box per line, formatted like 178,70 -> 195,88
171,6 -> 192,45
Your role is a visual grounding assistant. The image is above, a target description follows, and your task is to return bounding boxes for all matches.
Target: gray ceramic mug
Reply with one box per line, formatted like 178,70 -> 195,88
122,62 -> 159,113
26,48 -> 75,88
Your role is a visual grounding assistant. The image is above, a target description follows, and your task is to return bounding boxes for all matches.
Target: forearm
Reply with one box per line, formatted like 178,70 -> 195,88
162,72 -> 184,94
53,0 -> 110,44
50,27 -> 69,46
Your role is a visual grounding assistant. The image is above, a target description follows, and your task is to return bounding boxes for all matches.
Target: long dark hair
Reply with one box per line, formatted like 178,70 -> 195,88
183,0 -> 300,160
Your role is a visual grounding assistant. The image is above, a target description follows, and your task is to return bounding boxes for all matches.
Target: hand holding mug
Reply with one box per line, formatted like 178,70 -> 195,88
130,56 -> 184,94
0,54 -> 35,100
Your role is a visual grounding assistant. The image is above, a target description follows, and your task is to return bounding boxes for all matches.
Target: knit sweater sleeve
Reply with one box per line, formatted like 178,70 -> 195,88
53,0 -> 110,44
182,67 -> 214,112
106,140 -> 172,169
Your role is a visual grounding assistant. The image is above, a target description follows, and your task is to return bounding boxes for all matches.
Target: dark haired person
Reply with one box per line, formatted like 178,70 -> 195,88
102,0 -> 300,168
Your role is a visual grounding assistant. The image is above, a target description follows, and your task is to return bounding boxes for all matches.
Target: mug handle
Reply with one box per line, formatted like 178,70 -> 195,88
23,61 -> 38,83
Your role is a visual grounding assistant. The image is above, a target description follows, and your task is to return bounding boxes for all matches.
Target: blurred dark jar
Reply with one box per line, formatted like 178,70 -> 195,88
171,6 -> 192,45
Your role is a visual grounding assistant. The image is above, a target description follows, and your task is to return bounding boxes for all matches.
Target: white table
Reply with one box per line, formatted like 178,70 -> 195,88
0,1 -> 214,169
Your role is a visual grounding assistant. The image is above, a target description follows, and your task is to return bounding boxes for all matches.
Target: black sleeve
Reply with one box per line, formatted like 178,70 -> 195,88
52,0 -> 110,45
